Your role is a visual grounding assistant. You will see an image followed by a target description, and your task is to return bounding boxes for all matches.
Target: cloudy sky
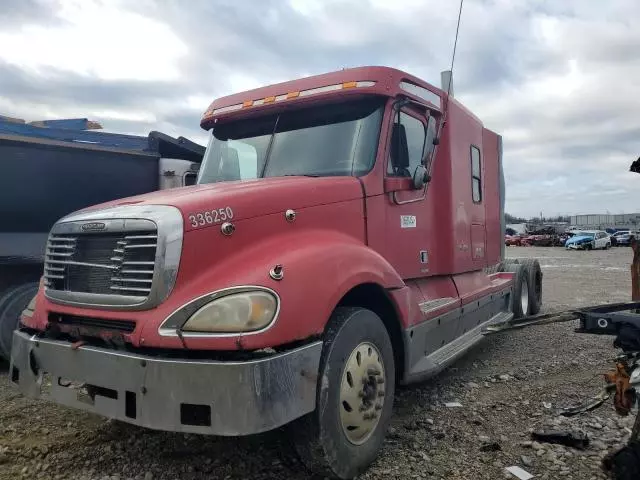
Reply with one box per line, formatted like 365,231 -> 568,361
2,0 -> 639,217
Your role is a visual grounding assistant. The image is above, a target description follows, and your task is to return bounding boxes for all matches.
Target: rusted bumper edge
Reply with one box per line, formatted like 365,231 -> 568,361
9,330 -> 322,436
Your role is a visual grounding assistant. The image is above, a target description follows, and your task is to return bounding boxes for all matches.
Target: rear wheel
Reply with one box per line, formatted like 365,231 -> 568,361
291,307 -> 395,479
0,283 -> 39,360
504,264 -> 530,318
517,259 -> 543,315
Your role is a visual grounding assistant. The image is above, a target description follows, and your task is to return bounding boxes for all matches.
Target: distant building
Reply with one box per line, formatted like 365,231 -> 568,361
570,213 -> 640,230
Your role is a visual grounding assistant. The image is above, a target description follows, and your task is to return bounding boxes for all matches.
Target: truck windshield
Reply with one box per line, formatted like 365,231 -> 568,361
197,98 -> 384,183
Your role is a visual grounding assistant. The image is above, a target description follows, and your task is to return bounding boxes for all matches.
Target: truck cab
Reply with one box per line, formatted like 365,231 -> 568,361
10,66 -> 537,479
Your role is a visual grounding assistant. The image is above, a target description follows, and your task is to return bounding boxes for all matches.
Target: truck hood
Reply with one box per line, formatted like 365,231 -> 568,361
74,176 -> 364,226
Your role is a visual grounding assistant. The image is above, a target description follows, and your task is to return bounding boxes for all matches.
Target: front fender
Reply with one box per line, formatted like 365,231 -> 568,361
141,227 -> 405,350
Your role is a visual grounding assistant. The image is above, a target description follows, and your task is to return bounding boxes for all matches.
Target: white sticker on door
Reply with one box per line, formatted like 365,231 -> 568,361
400,215 -> 417,228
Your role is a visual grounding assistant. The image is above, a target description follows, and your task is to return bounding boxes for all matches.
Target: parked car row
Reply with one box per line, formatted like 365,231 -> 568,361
505,233 -> 569,247
505,229 -> 636,250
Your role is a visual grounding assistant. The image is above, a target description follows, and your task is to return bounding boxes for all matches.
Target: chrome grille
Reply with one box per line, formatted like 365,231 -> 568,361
44,231 -> 158,297
44,206 -> 182,311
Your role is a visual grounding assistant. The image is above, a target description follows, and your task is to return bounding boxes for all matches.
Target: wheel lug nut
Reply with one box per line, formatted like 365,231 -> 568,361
378,390 -> 385,397
376,377 -> 385,384
375,403 -> 382,410
359,405 -> 368,412
368,367 -> 381,376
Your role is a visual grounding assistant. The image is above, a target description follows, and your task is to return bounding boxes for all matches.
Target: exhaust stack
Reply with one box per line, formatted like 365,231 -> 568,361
441,70 -> 454,97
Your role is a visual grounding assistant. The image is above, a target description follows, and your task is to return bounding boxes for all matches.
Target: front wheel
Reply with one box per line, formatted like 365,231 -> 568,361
0,283 -> 39,360
290,307 -> 395,479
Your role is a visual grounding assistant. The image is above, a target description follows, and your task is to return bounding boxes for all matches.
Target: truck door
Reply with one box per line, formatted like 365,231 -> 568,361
378,106 -> 437,279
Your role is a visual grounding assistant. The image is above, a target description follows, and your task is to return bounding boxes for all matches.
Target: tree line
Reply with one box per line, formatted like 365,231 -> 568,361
505,213 -> 570,224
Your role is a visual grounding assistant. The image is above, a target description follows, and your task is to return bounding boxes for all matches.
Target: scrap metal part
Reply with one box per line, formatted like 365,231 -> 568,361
604,361 -> 635,416
531,430 -> 590,450
483,301 -> 640,336
560,387 -> 613,417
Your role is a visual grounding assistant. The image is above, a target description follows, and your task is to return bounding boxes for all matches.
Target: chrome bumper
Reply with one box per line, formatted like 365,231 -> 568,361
10,330 -> 322,436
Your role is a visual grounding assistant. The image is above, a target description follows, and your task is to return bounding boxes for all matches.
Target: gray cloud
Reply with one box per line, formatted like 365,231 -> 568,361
1,0 -> 639,217
0,0 -> 61,26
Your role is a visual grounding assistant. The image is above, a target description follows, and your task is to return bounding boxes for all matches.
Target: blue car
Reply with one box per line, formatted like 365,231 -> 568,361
565,230 -> 611,250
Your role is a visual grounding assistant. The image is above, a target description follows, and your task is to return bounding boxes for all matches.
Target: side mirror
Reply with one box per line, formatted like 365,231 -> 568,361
412,164 -> 430,190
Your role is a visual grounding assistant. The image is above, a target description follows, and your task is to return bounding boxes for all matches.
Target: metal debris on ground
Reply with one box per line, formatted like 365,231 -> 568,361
505,465 -> 535,480
604,360 -> 635,416
560,387 -> 612,417
482,310 -> 579,335
531,430 -> 590,450
444,401 -> 463,408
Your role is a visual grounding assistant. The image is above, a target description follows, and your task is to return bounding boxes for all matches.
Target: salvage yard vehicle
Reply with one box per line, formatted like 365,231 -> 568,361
612,230 -> 634,247
0,116 -> 204,360
565,230 -> 611,250
9,66 -> 542,479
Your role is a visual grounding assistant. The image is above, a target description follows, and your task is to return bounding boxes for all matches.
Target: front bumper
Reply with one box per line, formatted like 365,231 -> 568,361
10,330 -> 322,436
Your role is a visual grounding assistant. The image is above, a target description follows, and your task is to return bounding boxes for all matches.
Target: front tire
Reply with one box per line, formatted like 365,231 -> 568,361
0,283 -> 39,360
291,307 -> 395,479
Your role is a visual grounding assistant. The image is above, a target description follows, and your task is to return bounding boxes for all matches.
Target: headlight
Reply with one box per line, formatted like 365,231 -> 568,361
181,291 -> 277,333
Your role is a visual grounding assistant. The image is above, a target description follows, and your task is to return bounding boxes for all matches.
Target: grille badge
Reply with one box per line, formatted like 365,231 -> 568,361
81,222 -> 107,232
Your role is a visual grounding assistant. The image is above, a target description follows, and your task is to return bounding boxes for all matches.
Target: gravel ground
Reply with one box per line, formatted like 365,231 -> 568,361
0,246 -> 637,480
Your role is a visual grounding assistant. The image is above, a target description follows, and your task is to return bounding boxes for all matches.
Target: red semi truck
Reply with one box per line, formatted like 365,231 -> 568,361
10,66 -> 541,479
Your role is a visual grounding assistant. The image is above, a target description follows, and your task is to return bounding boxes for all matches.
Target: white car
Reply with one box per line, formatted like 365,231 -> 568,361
565,230 -> 612,250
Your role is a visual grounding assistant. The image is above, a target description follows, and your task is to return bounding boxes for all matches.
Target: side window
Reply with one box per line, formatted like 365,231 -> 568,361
471,145 -> 482,203
423,116 -> 437,171
387,111 -> 426,177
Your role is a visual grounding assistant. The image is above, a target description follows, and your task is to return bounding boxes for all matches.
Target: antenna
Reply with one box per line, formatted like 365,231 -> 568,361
442,0 -> 464,122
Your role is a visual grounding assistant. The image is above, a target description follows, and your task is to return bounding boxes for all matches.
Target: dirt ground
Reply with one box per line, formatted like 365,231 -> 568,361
0,246 -> 637,480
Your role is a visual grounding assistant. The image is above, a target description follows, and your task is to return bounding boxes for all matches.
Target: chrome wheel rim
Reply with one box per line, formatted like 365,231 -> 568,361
339,342 -> 385,445
521,276 -> 529,315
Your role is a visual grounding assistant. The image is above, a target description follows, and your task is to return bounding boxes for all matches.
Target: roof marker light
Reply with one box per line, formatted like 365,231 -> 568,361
205,81 -> 377,120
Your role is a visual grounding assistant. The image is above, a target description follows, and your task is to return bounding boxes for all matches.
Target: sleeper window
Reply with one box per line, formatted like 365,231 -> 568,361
471,145 -> 482,203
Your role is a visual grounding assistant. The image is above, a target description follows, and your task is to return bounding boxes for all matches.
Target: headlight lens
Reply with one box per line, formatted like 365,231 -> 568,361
181,291 -> 277,333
